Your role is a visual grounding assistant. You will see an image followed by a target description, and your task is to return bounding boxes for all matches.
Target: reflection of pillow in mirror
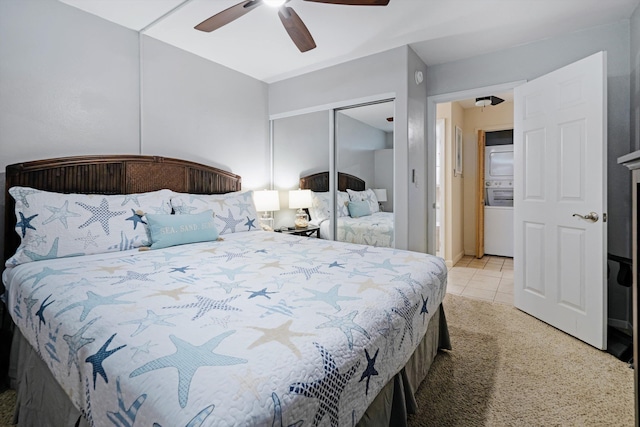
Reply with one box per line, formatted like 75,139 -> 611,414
310,192 -> 331,221
337,191 -> 350,217
347,188 -> 379,213
347,200 -> 372,218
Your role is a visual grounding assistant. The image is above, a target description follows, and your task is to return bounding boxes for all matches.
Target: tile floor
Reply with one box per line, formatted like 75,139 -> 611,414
446,255 -> 513,305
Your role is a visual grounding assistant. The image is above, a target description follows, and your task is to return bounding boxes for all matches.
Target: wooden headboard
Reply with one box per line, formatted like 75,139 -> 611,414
4,155 -> 242,261
299,172 -> 366,192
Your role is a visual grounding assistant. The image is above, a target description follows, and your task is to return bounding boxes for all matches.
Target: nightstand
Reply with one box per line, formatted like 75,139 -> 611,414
275,225 -> 320,238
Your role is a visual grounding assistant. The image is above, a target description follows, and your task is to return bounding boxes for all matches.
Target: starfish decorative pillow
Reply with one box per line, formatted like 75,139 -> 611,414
170,191 -> 260,235
346,188 -> 379,214
6,186 -> 174,266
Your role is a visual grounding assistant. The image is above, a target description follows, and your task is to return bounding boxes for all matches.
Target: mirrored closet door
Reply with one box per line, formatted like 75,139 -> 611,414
271,99 -> 394,247
334,100 -> 395,247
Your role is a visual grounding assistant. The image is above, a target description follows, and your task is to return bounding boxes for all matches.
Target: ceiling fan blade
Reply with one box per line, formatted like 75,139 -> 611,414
195,0 -> 262,32
490,96 -> 505,106
304,0 -> 390,5
278,6 -> 316,52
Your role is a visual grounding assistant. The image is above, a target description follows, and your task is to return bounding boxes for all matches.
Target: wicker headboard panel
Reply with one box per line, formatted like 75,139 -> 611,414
4,155 -> 242,261
299,172 -> 366,192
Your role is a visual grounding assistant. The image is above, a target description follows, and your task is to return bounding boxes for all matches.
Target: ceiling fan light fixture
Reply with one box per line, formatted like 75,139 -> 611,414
475,97 -> 492,107
475,95 -> 505,107
264,0 -> 287,7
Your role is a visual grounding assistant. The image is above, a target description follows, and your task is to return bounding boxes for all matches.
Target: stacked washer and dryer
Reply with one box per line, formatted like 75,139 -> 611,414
484,143 -> 514,257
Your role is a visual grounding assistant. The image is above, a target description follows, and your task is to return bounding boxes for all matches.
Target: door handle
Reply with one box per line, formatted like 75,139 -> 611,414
572,212 -> 599,222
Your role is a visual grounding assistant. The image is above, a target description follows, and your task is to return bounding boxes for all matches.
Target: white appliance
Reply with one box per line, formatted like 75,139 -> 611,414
484,144 -> 513,257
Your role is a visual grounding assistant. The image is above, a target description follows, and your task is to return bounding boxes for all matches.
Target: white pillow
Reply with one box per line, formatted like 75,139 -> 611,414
310,192 -> 331,221
170,191 -> 260,235
7,187 -> 174,266
337,191 -> 350,217
346,188 -> 379,213
309,191 -> 352,220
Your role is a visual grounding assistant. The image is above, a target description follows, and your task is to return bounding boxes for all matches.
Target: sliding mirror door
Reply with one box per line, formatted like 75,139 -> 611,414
272,111 -> 330,232
335,100 -> 395,247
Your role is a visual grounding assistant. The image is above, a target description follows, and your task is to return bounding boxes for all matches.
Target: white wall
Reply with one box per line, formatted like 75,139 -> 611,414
337,113 -> 387,187
0,0 -> 140,169
0,0 -> 140,264
141,37 -> 269,189
269,47 -> 405,116
0,0 -> 270,262
427,21 -> 632,259
406,47 -> 429,253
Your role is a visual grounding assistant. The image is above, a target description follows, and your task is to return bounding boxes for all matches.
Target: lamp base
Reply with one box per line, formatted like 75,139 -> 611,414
294,210 -> 309,229
259,217 -> 274,231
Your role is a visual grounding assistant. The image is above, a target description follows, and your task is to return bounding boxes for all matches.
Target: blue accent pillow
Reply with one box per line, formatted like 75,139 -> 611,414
347,201 -> 371,218
146,210 -> 219,249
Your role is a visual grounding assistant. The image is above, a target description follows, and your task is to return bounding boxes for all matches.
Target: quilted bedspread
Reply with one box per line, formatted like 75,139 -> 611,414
317,212 -> 395,248
4,231 -> 446,426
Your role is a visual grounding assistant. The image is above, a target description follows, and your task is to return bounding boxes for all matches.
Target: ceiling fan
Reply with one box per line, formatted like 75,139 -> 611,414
475,96 -> 504,107
194,0 -> 390,53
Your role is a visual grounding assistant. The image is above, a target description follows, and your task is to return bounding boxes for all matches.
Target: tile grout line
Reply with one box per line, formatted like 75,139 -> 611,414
448,256 -> 514,305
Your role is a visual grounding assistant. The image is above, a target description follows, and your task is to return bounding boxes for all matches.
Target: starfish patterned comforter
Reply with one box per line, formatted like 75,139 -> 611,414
4,231 -> 447,426
315,212 -> 395,248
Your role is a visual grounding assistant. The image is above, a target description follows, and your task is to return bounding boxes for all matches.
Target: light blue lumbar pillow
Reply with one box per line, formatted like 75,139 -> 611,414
146,210 -> 218,249
347,200 -> 372,218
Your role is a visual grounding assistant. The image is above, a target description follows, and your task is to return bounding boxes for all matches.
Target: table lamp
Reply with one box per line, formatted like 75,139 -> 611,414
253,190 -> 280,230
289,189 -> 312,229
373,188 -> 387,211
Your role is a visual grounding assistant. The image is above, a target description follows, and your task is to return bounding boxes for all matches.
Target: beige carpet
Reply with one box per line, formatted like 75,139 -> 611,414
0,388 -> 14,427
408,294 -> 635,426
0,294 -> 634,426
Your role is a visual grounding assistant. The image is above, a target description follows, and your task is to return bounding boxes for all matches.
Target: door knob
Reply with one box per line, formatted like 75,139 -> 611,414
572,212 -> 599,222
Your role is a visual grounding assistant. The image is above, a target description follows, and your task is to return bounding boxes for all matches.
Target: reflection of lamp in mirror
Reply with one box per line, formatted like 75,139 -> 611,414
373,188 -> 387,211
289,189 -> 312,229
253,190 -> 280,231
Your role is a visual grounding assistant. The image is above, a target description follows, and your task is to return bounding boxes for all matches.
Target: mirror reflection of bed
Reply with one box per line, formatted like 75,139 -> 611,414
300,172 -> 394,247
271,100 -> 394,247
333,100 -> 395,247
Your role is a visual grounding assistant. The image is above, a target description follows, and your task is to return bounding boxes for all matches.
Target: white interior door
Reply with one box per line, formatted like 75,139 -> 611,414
513,51 -> 607,349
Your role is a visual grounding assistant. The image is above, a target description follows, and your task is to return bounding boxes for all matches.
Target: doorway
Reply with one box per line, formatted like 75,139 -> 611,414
431,85 -> 518,305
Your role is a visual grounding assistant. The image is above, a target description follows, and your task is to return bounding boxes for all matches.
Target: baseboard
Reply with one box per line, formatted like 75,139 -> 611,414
453,251 -> 464,265
445,251 -> 465,269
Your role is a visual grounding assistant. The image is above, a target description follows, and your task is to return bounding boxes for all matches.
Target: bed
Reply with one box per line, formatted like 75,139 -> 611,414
2,155 -> 449,427
300,172 -> 394,247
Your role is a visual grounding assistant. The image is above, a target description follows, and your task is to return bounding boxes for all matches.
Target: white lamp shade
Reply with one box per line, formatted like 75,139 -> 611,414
373,188 -> 387,202
289,189 -> 312,209
253,190 -> 280,212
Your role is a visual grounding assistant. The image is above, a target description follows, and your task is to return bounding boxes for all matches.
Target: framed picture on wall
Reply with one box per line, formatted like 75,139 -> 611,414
454,126 -> 463,176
